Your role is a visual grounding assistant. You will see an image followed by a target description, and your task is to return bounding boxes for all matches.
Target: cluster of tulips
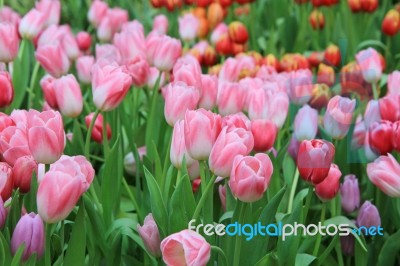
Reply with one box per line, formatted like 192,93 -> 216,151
0,0 -> 399,265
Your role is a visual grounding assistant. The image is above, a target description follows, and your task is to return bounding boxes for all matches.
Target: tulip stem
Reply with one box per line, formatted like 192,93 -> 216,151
304,186 -> 313,220
45,223 -> 53,266
288,168 -> 299,213
233,202 -> 246,266
313,203 -> 326,256
372,82 -> 379,100
84,109 -> 101,159
192,175 -> 217,221
102,112 -> 110,158
211,246 -> 228,266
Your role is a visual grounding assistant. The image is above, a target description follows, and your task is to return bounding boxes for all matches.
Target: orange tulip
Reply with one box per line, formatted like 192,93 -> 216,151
228,21 -> 248,44
207,3 -> 224,29
309,9 -> 325,30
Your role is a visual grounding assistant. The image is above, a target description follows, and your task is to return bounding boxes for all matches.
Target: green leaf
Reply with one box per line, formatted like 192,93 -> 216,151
64,201 -> 86,266
356,40 -> 387,52
254,252 -> 278,266
10,243 -> 25,266
377,229 -> 400,266
295,253 -> 316,266
143,167 -> 168,237
0,231 -> 11,265
6,190 -> 22,231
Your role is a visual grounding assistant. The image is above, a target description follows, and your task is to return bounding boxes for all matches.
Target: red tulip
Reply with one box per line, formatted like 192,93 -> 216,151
368,120 -> 393,155
315,164 -> 342,201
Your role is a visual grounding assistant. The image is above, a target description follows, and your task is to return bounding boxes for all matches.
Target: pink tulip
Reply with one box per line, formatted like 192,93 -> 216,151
364,100 -> 381,128
221,112 -> 251,131
26,110 -> 65,164
137,214 -> 161,257
229,153 -> 273,202
286,69 -> 313,105
323,95 -> 356,139
218,185 -> 226,211
393,121 -> 400,152
0,7 -> 21,29
147,34 -> 182,72
125,54 -> 150,87
0,126 -> 31,166
239,77 -> 264,111
161,229 -> 211,266
217,82 -> 246,116
11,213 -> 45,261
76,31 -> 92,51
209,127 -> 254,177
297,139 -> 335,185
218,58 -> 240,82
251,119 -> 277,152
37,169 -> 82,223
52,74 -> 83,118
0,23 -> 19,63
210,23 -> 228,45
178,13 -> 200,41
153,14 -> 168,35
57,25 -> 80,60
351,116 -> 366,149
49,155 -> 94,194
356,48 -> 382,83
315,164 -> 342,201
0,162 -> 13,201
95,44 -> 121,65
368,120 -> 393,155
367,153 -> 400,197
173,55 -> 202,91
113,29 -> 146,63
40,75 -> 57,108
18,8 -> 46,39
198,74 -> 218,110
170,120 -> 195,168
97,8 -> 129,42
85,112 -> 112,143
35,43 -> 70,78
36,0 -> 60,26
379,94 -> 400,122
76,56 -> 95,84
387,71 -> 400,95
91,63 -> 132,111
294,104 -> 318,141
13,156 -> 37,193
0,71 -> 14,108
184,108 -> 221,160
340,175 -> 360,213
0,112 -> 15,133
163,82 -> 199,126
87,0 -> 108,27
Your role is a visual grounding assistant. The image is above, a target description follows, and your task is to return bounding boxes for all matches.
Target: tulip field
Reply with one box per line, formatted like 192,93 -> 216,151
1,0 -> 400,265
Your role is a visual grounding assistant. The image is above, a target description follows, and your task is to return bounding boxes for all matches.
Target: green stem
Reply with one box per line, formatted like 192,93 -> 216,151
288,169 -> 299,213
313,203 -> 326,256
372,82 -> 379,100
233,202 -> 246,266
102,112 -> 110,158
84,109 -> 101,159
122,177 -> 143,222
211,246 -> 228,266
303,186 -> 313,222
89,186 -> 102,214
45,223 -> 53,266
28,62 -> 40,109
192,175 -> 217,221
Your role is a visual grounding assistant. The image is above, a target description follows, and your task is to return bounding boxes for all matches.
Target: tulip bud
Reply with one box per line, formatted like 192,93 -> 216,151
251,119 -> 277,152
317,63 -> 336,86
324,44 -> 341,67
323,95 -> 356,140
215,33 -> 233,56
315,164 -> 342,201
35,43 -> 70,78
368,120 -> 393,155
203,46 -> 217,66
340,175 -> 360,213
294,105 -> 318,141
13,156 -> 37,193
210,23 -> 228,45
147,67 -> 165,89
170,120 -> 195,169
0,162 -> 13,201
297,139 -> 335,185
309,9 -> 325,30
356,201 -> 381,228
85,112 -> 112,144
0,23 -> 19,63
179,13 -> 200,42
382,9 -> 400,36
11,213 -> 45,261
0,71 -> 14,108
287,69 -> 313,105
124,147 -> 146,176
217,82 -> 246,116
379,94 -> 400,122
367,154 -> 400,197
209,127 -> 254,177
361,0 -> 378,13
228,21 -> 248,44
173,55 -> 203,91
309,84 -> 331,110
53,74 -> 83,118
76,31 -> 92,51
150,0 -> 164,8
125,55 -> 150,88
153,14 -> 168,35
76,56 -> 95,84
147,34 -> 182,72
137,214 -> 161,257
207,3 -> 224,29
18,8 -> 46,39
340,235 -> 355,256
355,48 -> 382,84
348,0 -> 362,12
92,63 -> 132,112
308,51 -> 324,68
